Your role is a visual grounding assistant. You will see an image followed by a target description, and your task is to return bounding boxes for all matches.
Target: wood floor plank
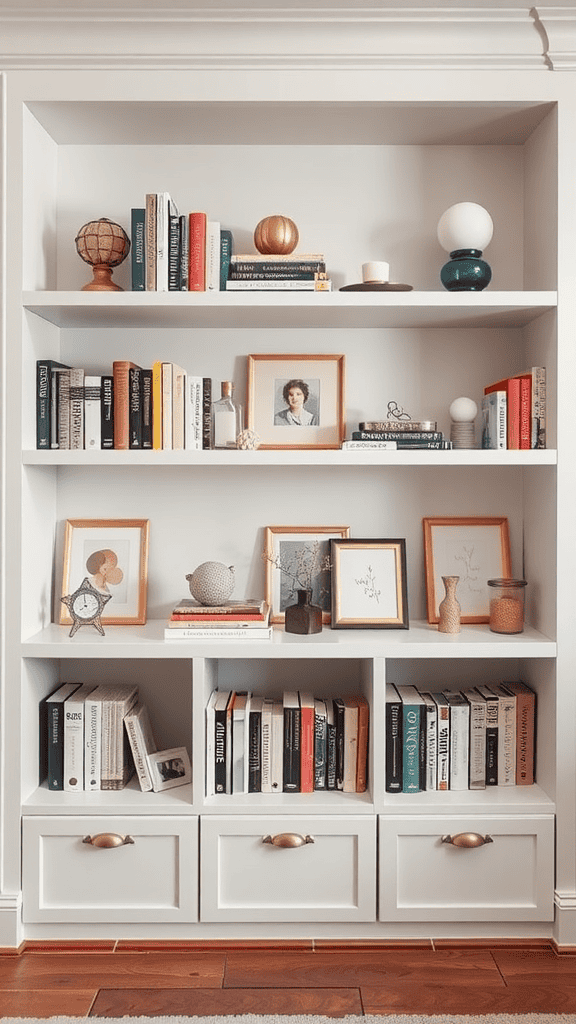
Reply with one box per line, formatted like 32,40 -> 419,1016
0,989 -> 96,1018
223,948 -> 505,988
0,951 -> 226,990
116,939 -> 314,951
91,986 -> 363,1017
361,981 -> 576,1015
493,948 -> 576,983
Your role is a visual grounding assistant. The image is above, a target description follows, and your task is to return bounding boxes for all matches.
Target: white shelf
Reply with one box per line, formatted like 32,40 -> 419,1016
23,448 -> 558,467
23,290 -> 557,330
22,620 -> 556,659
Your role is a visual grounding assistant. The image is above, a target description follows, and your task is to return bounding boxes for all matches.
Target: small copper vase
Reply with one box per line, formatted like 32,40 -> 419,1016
284,589 -> 322,635
438,575 -> 461,634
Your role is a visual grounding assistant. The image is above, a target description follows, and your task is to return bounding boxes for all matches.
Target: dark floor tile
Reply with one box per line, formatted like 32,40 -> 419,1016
91,986 -> 363,1017
361,981 -> 576,1015
0,950 -> 226,989
223,948 -> 504,988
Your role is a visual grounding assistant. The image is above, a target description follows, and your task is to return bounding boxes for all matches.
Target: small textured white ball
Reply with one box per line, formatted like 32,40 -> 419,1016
437,202 -> 493,253
186,562 -> 235,606
450,397 -> 478,422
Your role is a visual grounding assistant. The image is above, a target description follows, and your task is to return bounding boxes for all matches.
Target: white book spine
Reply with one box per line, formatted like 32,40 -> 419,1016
423,701 -> 437,792
449,705 -> 470,791
84,698 -> 101,791
232,700 -> 248,795
161,362 -> 173,450
83,375 -> 101,451
260,700 -> 273,793
206,221 -> 221,291
205,690 -> 218,797
185,375 -> 203,450
464,693 -> 486,790
124,707 -> 155,792
156,191 -> 170,292
225,278 -> 331,291
164,626 -> 272,640
63,684 -> 95,792
270,700 -> 283,794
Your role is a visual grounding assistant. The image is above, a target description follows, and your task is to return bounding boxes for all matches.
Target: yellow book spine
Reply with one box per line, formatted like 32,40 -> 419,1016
152,360 -> 163,450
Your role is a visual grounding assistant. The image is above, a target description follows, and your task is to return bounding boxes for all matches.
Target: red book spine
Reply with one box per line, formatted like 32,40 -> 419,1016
170,613 -> 266,622
515,374 -> 532,450
299,695 -> 315,794
188,211 -> 207,291
507,376 -> 521,449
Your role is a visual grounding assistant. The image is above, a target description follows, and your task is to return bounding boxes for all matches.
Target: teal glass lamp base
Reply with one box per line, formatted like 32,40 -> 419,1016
440,249 -> 492,291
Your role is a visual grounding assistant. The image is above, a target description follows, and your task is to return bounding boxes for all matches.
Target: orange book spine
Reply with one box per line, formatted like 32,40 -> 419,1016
299,693 -> 315,793
188,211 -> 207,291
354,696 -> 370,793
152,360 -> 163,450
507,376 -> 521,449
514,373 -> 532,450
112,360 -> 136,450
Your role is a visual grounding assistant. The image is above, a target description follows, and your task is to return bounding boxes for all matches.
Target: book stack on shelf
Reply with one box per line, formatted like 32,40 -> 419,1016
206,689 -> 369,795
36,358 -> 214,451
342,419 -> 452,451
386,680 -> 536,794
165,599 -> 271,640
225,253 -> 332,292
131,194 -> 233,292
40,681 -> 139,793
482,365 -> 546,450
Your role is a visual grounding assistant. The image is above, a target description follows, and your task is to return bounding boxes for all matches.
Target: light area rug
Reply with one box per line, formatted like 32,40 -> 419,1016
2,1014 -> 576,1023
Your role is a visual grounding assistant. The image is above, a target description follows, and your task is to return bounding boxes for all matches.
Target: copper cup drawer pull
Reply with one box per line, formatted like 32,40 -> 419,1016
82,833 -> 135,848
262,833 -> 315,848
441,832 -> 494,849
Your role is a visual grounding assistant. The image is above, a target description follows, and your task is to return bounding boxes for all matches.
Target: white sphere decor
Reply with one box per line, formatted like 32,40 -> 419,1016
450,397 -> 478,422
186,561 -> 236,605
437,202 -> 493,253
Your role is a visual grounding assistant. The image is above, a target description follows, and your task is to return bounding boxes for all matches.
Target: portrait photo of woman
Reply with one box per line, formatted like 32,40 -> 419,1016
274,378 -> 319,426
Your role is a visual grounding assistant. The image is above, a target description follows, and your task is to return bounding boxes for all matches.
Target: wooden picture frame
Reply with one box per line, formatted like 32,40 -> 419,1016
330,538 -> 409,629
247,353 -> 345,449
59,518 -> 149,626
264,525 -> 350,624
423,515 -> 511,624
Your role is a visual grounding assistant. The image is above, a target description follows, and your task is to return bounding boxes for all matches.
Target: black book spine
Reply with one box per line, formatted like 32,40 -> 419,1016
214,707 -> 227,794
283,706 -> 301,792
326,722 -> 337,790
248,709 -> 262,793
485,723 -> 499,785
37,360 -> 69,449
47,702 -> 65,790
385,697 -> 403,792
101,375 -> 114,449
168,214 -> 181,291
418,706 -> 427,791
314,708 -> 327,790
129,366 -> 142,449
202,377 -> 212,449
333,697 -> 345,790
141,368 -> 153,449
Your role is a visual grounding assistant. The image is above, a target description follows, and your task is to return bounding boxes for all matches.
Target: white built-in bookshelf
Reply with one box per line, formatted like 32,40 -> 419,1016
3,6 -> 576,947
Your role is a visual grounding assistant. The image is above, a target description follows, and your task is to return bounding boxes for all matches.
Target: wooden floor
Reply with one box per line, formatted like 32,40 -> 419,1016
0,940 -> 576,1018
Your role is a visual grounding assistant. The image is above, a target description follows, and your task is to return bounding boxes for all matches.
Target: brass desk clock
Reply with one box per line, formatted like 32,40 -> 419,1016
61,577 -> 112,637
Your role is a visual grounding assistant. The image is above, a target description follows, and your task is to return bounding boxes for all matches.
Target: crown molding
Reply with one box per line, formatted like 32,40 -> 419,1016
0,5 -> 563,71
534,6 -> 576,69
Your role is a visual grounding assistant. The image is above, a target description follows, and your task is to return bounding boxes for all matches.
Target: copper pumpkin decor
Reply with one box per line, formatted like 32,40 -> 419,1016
75,217 -> 131,291
254,215 -> 299,255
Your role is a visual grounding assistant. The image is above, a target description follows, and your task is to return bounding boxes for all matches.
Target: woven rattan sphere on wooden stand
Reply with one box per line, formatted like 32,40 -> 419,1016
75,217 -> 131,291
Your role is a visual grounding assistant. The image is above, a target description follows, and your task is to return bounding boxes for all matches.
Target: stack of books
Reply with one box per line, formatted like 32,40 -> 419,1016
482,366 -> 546,449
165,599 -> 272,640
206,689 -> 369,795
131,195 -> 233,292
39,682 -> 139,792
225,253 -> 331,291
342,419 -> 452,451
386,680 -> 536,794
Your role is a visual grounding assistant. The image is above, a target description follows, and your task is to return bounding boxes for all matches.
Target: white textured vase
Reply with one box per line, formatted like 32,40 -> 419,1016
186,562 -> 235,605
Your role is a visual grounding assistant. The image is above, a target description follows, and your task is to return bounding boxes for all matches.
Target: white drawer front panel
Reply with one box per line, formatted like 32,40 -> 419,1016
379,814 -> 554,922
201,815 -> 376,922
23,816 -> 198,923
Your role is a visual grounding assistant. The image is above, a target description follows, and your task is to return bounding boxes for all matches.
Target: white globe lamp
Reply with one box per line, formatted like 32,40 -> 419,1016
437,202 -> 493,291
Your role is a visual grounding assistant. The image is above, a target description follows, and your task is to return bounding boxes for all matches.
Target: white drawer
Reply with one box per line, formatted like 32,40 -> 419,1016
379,814 -> 554,922
22,816 -> 198,923
200,815 -> 376,922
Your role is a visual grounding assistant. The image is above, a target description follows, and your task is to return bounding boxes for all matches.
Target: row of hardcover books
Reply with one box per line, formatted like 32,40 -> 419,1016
207,690 -> 369,796
386,681 -> 536,794
39,681 -> 190,794
36,358 -> 214,451
165,598 -> 272,641
341,419 -> 453,451
132,193 -> 331,292
482,366 -> 546,449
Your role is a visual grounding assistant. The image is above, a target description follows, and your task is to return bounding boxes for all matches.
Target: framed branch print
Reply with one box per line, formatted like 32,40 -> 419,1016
423,515 -> 511,623
330,538 -> 409,629
264,525 -> 350,624
247,353 -> 345,449
59,518 -> 149,626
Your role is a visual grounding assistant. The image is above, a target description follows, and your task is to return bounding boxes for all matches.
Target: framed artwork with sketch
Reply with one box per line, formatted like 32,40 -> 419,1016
423,515 -> 511,623
330,538 -> 409,629
247,353 -> 345,449
59,518 -> 149,625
